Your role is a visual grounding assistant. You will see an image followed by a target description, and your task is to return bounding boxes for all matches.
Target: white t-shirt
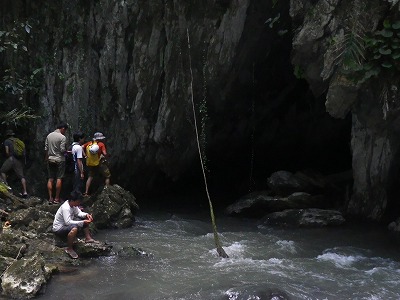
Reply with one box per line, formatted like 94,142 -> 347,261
45,129 -> 67,162
52,200 -> 88,232
72,143 -> 84,172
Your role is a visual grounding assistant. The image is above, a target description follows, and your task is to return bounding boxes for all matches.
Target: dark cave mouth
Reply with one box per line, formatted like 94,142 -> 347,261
153,109 -> 353,208
203,78 -> 354,202
134,77 -> 354,208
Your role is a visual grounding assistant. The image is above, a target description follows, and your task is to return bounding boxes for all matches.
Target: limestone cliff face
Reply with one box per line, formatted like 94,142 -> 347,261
6,0 -> 397,222
23,0 -> 285,194
290,0 -> 400,220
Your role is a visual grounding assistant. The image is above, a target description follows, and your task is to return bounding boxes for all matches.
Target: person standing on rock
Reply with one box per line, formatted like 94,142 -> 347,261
45,122 -> 68,204
0,129 -> 28,198
71,132 -> 86,194
52,191 -> 96,259
82,132 -> 111,196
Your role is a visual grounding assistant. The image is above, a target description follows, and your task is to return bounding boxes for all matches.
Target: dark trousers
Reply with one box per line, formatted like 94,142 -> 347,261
73,171 -> 83,193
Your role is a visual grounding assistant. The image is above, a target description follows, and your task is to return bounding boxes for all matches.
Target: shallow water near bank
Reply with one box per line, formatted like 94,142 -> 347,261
37,206 -> 400,300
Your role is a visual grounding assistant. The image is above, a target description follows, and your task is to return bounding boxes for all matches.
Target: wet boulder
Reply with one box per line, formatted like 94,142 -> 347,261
225,191 -> 275,218
267,170 -> 333,196
225,191 -> 327,218
0,183 -> 28,211
1,253 -> 53,299
0,256 -> 14,275
261,208 -> 346,227
267,171 -> 304,196
112,245 -> 152,258
90,185 -> 139,229
8,207 -> 53,233
74,240 -> 113,258
0,229 -> 28,258
22,196 -> 46,207
24,234 -> 69,263
388,218 -> 400,237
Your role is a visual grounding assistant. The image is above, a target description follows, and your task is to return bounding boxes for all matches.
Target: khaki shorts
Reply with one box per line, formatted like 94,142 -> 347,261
0,157 -> 25,179
87,162 -> 111,178
47,161 -> 65,179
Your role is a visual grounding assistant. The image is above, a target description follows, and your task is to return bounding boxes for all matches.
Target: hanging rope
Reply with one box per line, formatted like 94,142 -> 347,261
186,28 -> 228,258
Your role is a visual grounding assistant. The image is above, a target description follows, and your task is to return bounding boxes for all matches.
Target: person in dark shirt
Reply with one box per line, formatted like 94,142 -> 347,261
0,129 -> 28,198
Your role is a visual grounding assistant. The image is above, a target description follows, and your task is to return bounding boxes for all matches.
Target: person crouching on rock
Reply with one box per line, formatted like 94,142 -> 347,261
52,191 -> 96,259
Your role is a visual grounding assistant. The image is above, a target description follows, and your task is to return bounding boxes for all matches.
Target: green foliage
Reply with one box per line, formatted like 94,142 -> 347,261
333,1 -> 368,76
293,65 -> 305,79
343,18 -> 400,84
0,182 -> 10,194
0,23 -> 30,53
0,108 -> 38,127
365,20 -> 400,70
341,32 -> 366,70
0,22 -> 32,102
67,83 -> 74,95
0,20 -> 40,126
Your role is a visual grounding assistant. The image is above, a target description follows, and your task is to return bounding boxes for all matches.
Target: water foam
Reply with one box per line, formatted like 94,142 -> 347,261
276,240 -> 297,254
208,241 -> 246,259
317,251 -> 363,267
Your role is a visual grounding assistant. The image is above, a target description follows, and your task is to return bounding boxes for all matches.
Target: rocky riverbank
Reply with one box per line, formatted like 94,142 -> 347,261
0,184 -> 139,299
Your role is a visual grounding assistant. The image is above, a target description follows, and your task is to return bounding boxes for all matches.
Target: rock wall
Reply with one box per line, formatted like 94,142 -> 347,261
7,0 -> 289,197
5,0 -> 394,222
290,0 -> 400,221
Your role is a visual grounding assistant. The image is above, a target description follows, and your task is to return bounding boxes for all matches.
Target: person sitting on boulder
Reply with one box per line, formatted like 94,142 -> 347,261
52,191 -> 97,259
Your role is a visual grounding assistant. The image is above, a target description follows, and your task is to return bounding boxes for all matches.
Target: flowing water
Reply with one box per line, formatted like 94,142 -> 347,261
38,205 -> 400,300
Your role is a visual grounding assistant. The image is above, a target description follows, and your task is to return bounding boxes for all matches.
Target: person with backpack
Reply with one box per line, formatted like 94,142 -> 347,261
82,132 -> 111,196
45,122 -> 69,204
71,132 -> 86,194
0,129 -> 28,198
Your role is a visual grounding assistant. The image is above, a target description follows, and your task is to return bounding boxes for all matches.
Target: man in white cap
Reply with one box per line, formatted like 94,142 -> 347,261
82,132 -> 111,196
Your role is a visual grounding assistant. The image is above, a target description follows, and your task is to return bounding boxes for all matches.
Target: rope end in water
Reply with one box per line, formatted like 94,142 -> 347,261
217,246 -> 229,258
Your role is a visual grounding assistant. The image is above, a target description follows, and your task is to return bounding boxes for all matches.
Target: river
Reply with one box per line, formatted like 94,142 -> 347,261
37,204 -> 400,300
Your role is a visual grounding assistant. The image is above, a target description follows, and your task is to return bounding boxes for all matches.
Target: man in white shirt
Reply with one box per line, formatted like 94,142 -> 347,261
52,191 -> 96,259
71,132 -> 86,193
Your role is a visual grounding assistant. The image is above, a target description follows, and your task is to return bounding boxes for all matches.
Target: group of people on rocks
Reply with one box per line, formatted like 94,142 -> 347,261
1,122 -> 110,259
44,122 -> 111,203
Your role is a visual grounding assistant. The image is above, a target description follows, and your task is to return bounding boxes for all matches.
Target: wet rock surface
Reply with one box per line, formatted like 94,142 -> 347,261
260,208 -> 346,228
0,184 -> 139,299
226,169 -> 345,223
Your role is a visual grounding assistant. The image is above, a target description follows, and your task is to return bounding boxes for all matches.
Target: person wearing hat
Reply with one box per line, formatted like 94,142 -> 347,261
52,191 -> 96,259
45,122 -> 69,204
82,132 -> 111,196
0,129 -> 28,198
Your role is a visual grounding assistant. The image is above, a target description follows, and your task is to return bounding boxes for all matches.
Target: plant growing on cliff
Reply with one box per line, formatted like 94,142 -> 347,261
332,0 -> 368,77
330,0 -> 400,86
0,20 -> 40,127
340,18 -> 400,84
364,20 -> 400,70
0,108 -> 37,126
